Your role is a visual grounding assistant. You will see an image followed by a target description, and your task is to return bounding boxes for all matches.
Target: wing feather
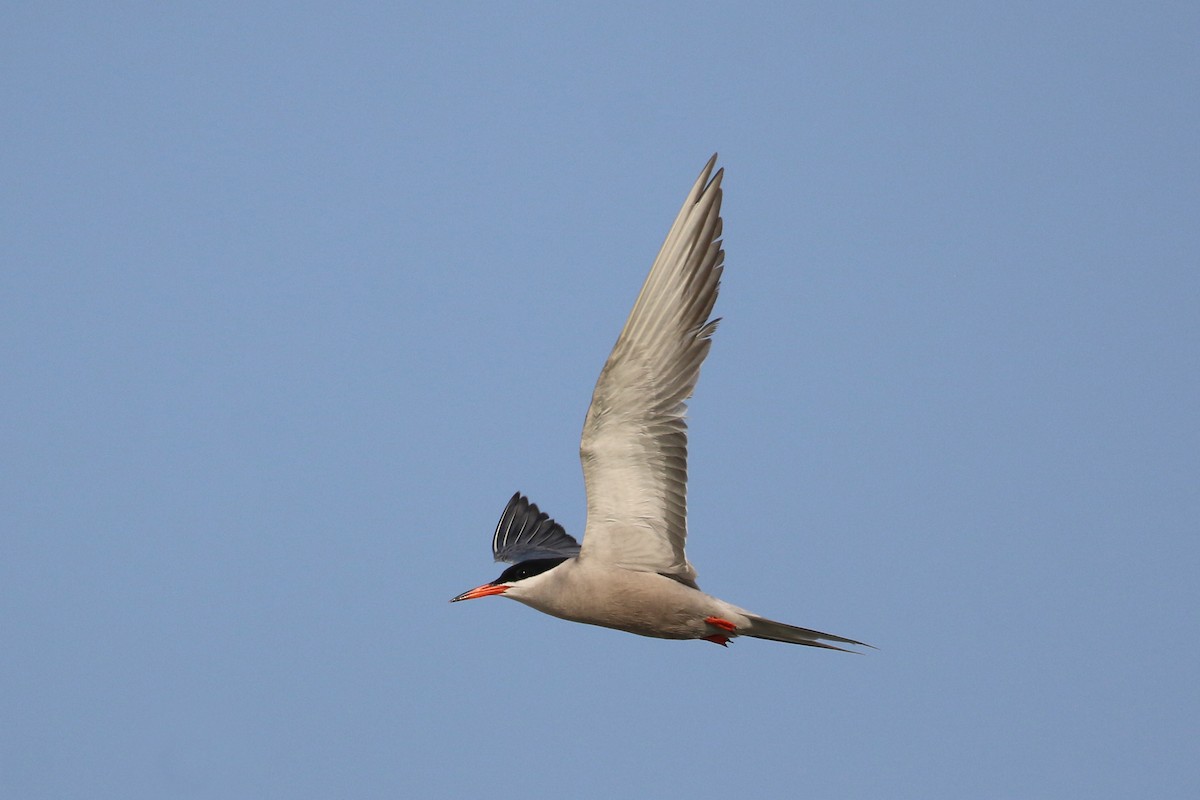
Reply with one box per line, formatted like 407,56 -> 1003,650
578,155 -> 725,585
492,492 -> 581,563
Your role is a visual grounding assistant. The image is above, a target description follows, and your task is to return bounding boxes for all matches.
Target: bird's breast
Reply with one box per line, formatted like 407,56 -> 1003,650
513,561 -> 717,640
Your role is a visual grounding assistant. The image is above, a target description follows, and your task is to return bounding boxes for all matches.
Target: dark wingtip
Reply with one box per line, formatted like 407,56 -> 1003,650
491,492 -> 581,563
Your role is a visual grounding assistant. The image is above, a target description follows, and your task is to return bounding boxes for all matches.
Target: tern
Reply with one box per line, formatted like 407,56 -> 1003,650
453,155 -> 868,651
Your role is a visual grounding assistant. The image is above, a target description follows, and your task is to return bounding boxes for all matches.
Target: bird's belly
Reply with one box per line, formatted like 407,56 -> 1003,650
515,571 -> 711,640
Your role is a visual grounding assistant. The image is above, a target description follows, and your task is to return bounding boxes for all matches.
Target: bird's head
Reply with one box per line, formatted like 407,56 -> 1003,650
450,557 -> 568,602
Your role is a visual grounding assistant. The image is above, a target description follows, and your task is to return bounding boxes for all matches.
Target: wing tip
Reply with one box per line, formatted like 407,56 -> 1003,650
697,153 -> 723,194
491,492 -> 582,563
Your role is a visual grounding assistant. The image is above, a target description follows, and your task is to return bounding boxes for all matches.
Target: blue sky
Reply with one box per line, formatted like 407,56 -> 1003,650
3,3 -> 1198,798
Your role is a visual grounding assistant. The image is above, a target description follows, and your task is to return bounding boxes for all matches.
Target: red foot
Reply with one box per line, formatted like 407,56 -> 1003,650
704,616 -> 738,633
702,616 -> 737,645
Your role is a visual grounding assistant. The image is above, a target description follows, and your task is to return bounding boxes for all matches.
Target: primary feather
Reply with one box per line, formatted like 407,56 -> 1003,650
578,155 -> 724,586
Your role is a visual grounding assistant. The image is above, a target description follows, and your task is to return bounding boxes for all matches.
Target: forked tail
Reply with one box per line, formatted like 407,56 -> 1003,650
743,614 -> 872,652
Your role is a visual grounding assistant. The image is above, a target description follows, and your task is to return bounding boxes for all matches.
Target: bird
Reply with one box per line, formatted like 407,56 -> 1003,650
452,155 -> 868,651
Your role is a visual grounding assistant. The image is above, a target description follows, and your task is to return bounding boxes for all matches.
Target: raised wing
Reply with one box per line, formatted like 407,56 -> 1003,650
578,155 -> 724,585
492,492 -> 581,563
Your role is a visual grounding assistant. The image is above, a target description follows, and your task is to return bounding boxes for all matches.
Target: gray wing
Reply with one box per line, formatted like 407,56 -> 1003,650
492,492 -> 581,563
578,155 -> 724,585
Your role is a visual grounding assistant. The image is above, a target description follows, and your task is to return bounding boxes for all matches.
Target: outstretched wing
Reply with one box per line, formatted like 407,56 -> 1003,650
491,492 -> 581,563
578,155 -> 724,586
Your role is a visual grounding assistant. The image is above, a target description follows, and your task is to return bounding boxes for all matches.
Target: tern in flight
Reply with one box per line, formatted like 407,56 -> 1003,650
453,155 -> 868,651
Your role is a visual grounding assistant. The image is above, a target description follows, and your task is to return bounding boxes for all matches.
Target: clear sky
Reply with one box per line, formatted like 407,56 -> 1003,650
3,3 -> 1198,798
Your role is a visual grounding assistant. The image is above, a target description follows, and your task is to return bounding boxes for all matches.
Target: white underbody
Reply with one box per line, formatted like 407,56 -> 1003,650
504,557 -> 752,640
